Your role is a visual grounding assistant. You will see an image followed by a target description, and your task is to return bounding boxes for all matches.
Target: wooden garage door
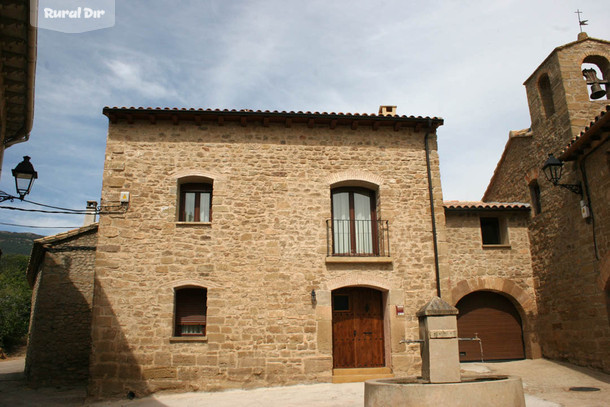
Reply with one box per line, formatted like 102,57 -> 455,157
332,287 -> 385,368
457,291 -> 525,362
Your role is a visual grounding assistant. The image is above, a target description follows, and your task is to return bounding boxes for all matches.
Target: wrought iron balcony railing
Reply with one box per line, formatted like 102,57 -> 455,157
326,219 -> 390,257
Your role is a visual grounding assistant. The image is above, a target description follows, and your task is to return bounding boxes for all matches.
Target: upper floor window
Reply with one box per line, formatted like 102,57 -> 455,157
331,187 -> 378,255
480,216 -> 508,246
179,183 -> 212,222
174,287 -> 207,337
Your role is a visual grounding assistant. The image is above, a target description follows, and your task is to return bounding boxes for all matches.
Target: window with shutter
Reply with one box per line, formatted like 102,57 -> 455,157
174,287 -> 207,336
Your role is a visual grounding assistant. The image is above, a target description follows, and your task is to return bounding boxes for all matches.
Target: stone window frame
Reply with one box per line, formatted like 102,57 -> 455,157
175,175 -> 213,226
480,216 -> 511,249
170,285 -> 208,343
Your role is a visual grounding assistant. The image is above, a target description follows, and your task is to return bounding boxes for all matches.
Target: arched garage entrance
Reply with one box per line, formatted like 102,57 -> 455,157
332,287 -> 384,368
456,291 -> 525,362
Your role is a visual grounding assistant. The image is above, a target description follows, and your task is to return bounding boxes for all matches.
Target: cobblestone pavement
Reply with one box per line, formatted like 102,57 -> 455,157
1,358 -> 608,406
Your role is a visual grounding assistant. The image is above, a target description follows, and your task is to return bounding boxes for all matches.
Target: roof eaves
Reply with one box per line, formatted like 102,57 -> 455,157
444,201 -> 531,211
102,106 -> 444,129
26,223 -> 98,287
560,105 -> 610,161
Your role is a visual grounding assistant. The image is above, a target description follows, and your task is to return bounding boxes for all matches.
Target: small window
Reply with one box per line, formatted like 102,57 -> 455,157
480,217 -> 506,245
333,295 -> 350,311
179,183 -> 212,222
529,180 -> 542,215
174,287 -> 207,336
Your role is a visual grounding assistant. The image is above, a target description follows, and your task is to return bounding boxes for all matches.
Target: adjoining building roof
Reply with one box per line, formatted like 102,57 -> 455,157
102,107 -> 444,131
444,201 -> 531,211
26,223 -> 98,288
561,105 -> 610,161
1,0 -> 38,148
481,128 -> 533,201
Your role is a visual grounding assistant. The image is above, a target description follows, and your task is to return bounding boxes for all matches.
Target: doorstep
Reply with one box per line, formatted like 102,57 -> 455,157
332,367 -> 393,383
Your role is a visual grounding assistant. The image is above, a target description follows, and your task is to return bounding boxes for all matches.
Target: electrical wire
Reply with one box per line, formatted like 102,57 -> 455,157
22,198 -> 89,212
0,222 -> 81,229
0,206 -> 89,214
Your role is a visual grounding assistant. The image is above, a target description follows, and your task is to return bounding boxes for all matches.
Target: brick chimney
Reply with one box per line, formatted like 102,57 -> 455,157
84,201 -> 97,226
378,105 -> 397,116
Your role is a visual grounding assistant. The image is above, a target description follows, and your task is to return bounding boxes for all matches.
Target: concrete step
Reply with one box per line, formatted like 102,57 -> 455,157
332,367 -> 393,383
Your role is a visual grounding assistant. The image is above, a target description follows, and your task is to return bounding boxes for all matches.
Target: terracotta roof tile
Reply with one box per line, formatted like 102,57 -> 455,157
102,106 -> 443,122
444,201 -> 531,211
560,105 -> 610,160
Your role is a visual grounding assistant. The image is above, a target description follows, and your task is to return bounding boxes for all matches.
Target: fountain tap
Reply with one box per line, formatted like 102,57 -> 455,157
400,339 -> 423,344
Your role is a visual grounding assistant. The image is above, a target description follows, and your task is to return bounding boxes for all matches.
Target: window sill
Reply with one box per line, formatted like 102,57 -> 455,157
326,256 -> 393,264
169,336 -> 208,343
175,222 -> 212,227
482,244 -> 512,250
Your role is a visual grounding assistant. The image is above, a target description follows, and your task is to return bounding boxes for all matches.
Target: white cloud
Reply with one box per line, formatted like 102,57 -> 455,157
2,0 -> 610,234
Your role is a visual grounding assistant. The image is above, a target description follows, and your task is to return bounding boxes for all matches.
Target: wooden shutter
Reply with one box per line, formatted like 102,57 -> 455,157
175,288 -> 207,336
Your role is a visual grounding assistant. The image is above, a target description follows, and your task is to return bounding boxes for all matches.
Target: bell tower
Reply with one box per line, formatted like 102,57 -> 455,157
523,33 -> 610,151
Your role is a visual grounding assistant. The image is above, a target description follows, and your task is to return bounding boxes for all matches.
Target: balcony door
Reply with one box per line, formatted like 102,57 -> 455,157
332,187 -> 377,255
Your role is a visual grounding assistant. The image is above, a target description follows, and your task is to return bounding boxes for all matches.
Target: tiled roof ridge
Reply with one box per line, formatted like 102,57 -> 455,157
444,201 -> 531,210
102,106 -> 443,121
34,223 -> 98,246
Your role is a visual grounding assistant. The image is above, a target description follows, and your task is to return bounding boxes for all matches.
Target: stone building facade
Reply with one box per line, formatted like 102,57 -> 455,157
483,33 -> 610,372
25,224 -> 98,386
88,108 -> 450,397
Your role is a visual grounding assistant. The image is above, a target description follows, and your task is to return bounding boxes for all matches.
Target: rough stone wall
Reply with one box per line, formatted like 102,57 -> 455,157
89,120 -> 448,398
485,36 -> 610,373
444,210 -> 540,358
25,229 -> 97,386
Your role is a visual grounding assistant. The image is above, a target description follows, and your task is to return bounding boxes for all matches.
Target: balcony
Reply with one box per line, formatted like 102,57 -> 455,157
326,219 -> 391,262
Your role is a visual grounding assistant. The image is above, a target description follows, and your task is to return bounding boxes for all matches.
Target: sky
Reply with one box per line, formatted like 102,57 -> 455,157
1,0 -> 609,236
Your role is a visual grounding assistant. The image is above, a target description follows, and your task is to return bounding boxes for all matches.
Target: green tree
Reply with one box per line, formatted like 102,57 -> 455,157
0,254 -> 31,354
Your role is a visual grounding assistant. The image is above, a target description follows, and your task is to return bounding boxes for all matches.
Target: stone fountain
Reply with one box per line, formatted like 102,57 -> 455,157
364,297 -> 525,407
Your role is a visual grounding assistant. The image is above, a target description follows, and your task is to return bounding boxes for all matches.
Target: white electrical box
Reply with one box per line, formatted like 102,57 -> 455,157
120,191 -> 130,203
580,200 -> 591,219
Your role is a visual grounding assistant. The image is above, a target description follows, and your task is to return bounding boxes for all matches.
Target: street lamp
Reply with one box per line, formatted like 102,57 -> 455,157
542,153 -> 582,196
0,156 -> 38,202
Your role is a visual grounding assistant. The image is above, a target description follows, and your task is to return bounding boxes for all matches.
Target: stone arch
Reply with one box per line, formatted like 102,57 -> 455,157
582,54 -> 610,100
450,277 -> 540,359
161,278 -> 220,291
172,169 -> 222,183
326,170 -> 383,190
324,275 -> 391,292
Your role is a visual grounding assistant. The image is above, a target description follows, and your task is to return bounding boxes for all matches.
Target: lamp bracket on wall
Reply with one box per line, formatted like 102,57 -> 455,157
542,153 -> 583,196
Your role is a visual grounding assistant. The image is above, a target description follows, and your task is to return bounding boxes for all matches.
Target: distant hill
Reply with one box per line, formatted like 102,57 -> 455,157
0,231 -> 44,256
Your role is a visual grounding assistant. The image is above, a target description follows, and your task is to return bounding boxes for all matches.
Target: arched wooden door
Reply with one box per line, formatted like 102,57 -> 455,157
457,291 -> 525,361
332,287 -> 385,368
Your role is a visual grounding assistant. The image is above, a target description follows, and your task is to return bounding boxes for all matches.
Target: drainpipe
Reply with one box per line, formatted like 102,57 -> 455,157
575,137 -> 607,261
424,119 -> 442,297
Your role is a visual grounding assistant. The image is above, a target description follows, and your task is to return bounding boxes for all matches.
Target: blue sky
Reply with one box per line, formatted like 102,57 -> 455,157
1,0 -> 609,236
